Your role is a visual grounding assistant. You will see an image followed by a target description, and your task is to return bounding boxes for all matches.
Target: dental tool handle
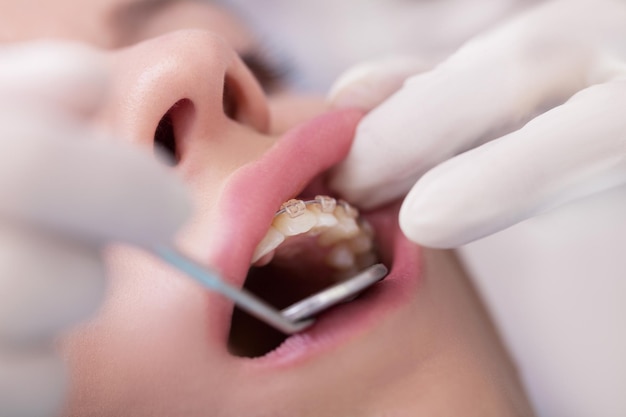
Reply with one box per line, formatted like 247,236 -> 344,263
152,246 -> 314,334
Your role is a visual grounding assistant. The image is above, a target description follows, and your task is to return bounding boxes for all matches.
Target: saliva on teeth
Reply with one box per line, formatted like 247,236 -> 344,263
251,195 -> 378,279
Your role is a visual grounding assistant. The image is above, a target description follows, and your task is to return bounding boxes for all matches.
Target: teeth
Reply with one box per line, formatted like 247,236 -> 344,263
338,199 -> 359,218
251,196 -> 378,276
281,199 -> 307,218
317,204 -> 360,247
251,226 -> 284,264
326,243 -> 356,270
309,204 -> 339,232
356,252 -> 378,270
348,229 -> 373,254
361,221 -> 374,238
315,195 -> 337,212
273,207 -> 317,236
253,250 -> 275,267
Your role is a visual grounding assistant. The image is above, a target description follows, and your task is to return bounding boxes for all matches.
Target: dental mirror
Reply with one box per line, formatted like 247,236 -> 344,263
153,246 -> 388,334
280,263 -> 387,322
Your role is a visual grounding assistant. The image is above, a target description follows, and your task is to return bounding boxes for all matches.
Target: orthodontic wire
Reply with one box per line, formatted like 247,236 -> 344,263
274,197 -> 357,217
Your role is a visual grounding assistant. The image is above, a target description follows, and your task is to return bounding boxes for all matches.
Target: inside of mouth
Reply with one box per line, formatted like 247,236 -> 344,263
227,238 -> 338,357
227,196 -> 379,358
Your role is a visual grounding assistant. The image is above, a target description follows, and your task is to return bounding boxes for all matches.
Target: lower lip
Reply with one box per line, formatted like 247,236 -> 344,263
241,203 -> 423,369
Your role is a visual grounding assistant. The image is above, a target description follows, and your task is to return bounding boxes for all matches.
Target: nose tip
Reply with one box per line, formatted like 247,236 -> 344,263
105,30 -> 270,152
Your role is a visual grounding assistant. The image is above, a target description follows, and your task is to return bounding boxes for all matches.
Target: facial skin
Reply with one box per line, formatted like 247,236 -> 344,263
0,0 -> 534,415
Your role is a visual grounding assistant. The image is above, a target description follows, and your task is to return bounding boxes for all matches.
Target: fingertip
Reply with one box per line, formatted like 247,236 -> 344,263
0,351 -> 67,417
399,176 -> 482,249
10,135 -> 194,247
89,141 -> 193,245
328,162 -> 401,211
0,230 -> 107,343
327,63 -> 381,110
329,118 -> 415,209
399,207 -> 473,249
399,195 -> 455,249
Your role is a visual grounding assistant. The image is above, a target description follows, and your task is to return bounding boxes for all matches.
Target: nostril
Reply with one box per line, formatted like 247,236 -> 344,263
154,99 -> 193,166
218,46 -> 271,132
154,111 -> 178,166
221,70 -> 268,132
222,76 -> 239,120
222,75 -> 239,121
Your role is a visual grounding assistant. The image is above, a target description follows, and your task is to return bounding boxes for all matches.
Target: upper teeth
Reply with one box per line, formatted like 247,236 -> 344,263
272,205 -> 317,237
251,196 -> 377,275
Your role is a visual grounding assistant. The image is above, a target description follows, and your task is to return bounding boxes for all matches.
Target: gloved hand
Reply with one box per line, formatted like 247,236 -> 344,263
0,42 -> 190,417
328,0 -> 626,248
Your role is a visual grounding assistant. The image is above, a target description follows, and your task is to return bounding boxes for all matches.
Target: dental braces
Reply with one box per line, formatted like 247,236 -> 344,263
260,195 -> 372,271
153,195 -> 387,335
275,196 -> 358,219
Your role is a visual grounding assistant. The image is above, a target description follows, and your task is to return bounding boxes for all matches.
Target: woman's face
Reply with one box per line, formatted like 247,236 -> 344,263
1,1 -> 533,415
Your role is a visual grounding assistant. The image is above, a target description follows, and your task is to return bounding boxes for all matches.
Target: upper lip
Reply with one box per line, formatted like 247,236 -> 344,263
201,109 -> 363,299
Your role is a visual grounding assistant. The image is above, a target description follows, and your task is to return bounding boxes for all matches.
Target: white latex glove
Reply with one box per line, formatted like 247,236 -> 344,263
0,42 -> 190,417
328,0 -> 626,248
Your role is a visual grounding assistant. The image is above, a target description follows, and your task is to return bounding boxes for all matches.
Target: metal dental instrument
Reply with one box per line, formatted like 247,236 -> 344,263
153,246 -> 388,335
280,263 -> 388,322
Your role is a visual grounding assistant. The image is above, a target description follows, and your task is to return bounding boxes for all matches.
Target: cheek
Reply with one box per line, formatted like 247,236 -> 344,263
269,93 -> 328,134
101,246 -> 230,352
60,246 -> 237,410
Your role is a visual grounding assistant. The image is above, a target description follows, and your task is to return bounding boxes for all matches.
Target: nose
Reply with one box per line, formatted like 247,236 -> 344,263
101,30 -> 271,165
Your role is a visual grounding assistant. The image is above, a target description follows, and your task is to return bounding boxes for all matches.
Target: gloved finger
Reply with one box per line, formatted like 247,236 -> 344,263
0,40 -> 108,118
329,0 -> 626,209
329,46 -> 593,208
0,226 -> 104,344
0,106 -> 191,246
400,79 -> 626,248
0,348 -> 66,417
328,55 -> 433,111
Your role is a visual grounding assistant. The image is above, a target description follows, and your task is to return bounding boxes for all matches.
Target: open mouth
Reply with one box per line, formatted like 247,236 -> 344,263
228,195 -> 381,357
199,109 -> 421,365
